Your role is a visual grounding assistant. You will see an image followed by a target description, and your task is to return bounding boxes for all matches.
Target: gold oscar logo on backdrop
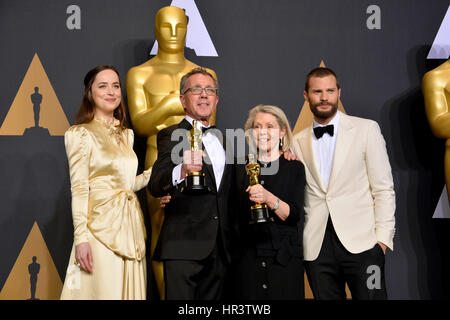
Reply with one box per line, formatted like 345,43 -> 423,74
0,222 -> 62,300
0,53 -> 70,136
293,61 -> 351,299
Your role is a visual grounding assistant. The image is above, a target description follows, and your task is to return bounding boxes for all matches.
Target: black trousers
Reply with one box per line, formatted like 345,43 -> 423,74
163,236 -> 228,300
305,217 -> 387,300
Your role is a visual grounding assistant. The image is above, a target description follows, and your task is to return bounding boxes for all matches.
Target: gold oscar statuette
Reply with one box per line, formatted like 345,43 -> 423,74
245,154 -> 270,224
180,120 -> 210,194
423,59 -> 450,203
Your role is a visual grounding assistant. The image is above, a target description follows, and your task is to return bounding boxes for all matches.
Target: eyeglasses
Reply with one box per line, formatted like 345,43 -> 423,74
183,87 -> 218,96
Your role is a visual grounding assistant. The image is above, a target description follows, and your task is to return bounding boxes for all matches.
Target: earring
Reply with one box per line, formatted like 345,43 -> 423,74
279,137 -> 284,149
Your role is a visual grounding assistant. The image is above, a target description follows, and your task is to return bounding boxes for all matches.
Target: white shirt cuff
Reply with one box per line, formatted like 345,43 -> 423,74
172,164 -> 184,186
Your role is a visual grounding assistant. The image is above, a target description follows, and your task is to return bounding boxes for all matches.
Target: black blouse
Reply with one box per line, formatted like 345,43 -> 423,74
234,156 -> 306,266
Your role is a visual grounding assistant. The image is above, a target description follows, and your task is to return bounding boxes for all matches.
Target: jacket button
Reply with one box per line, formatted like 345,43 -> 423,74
128,195 -> 133,200
213,216 -> 218,220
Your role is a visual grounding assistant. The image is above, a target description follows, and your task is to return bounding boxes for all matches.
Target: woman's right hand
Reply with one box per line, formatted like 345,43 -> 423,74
75,242 -> 93,273
246,184 -> 270,204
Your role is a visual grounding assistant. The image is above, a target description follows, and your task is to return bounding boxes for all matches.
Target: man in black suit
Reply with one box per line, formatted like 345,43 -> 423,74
149,67 -> 235,300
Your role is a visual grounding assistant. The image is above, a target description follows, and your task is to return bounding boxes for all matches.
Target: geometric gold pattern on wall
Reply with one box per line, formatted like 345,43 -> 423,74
0,222 -> 63,300
0,53 -> 70,136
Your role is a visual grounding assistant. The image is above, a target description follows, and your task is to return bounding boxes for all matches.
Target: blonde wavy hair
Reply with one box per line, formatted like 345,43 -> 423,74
244,104 -> 293,152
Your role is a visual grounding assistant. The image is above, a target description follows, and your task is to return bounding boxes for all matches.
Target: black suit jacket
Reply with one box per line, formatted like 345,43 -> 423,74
149,119 -> 236,262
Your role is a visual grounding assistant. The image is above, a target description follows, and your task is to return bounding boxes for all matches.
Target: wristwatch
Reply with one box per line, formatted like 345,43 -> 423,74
273,198 -> 280,210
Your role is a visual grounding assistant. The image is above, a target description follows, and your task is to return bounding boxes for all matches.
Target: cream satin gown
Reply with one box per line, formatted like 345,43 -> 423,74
60,118 -> 151,300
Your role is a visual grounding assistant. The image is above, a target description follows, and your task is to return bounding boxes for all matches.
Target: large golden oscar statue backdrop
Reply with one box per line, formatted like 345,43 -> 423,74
126,5 -> 217,299
0,53 -> 69,136
423,59 -> 450,204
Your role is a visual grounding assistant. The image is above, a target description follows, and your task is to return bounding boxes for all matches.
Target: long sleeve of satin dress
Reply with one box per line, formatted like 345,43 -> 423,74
60,117 -> 151,300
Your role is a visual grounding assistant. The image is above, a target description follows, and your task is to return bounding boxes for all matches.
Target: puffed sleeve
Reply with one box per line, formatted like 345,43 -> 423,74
126,129 -> 152,191
125,128 -> 134,147
64,126 -> 91,245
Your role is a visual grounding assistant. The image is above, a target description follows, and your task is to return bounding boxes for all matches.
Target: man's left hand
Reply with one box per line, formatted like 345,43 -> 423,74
283,150 -> 298,161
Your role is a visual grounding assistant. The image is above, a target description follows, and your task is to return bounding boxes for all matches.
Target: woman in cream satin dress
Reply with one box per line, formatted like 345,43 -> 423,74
60,65 -> 151,300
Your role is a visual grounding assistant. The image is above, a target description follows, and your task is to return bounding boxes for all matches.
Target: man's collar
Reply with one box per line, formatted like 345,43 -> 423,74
313,110 -> 341,128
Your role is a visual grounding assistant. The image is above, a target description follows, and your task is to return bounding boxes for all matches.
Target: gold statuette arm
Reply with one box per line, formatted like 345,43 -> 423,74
126,69 -> 185,137
423,65 -> 450,138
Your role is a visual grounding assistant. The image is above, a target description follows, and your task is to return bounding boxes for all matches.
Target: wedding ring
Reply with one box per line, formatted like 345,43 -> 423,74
74,260 -> 80,267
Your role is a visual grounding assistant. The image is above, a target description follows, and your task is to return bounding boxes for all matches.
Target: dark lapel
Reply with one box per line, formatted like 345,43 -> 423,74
178,118 -> 192,130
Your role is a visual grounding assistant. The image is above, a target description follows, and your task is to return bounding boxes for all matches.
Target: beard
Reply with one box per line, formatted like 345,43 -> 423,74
309,100 -> 339,120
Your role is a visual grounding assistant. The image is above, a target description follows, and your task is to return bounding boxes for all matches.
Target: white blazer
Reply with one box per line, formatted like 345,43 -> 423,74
292,113 -> 395,261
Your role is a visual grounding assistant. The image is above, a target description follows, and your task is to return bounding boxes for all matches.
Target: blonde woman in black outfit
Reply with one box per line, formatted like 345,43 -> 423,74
231,104 -> 306,300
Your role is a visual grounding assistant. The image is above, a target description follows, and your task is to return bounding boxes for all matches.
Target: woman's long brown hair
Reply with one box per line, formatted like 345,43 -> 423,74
75,65 -> 127,130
